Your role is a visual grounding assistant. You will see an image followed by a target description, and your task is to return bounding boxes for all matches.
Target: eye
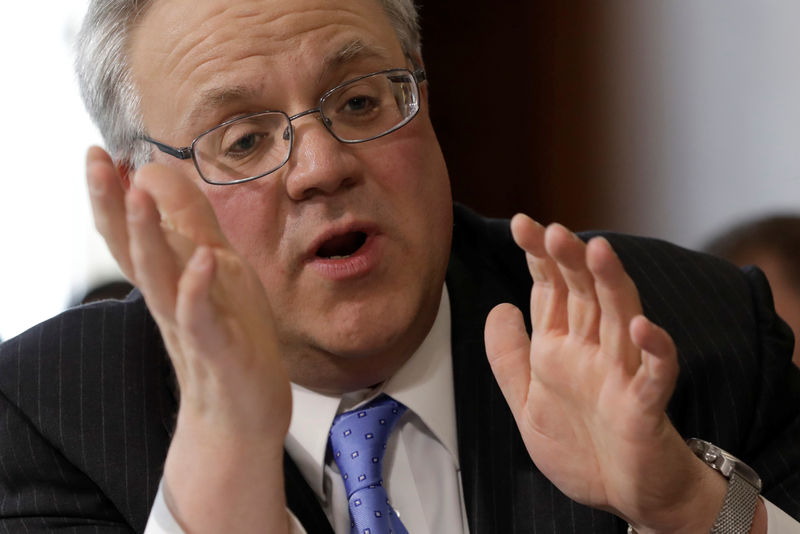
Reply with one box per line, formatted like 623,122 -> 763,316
344,95 -> 374,113
218,127 -> 272,161
330,80 -> 384,118
230,133 -> 259,153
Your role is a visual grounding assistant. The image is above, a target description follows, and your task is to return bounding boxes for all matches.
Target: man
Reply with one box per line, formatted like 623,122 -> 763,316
705,215 -> 800,367
0,0 -> 798,532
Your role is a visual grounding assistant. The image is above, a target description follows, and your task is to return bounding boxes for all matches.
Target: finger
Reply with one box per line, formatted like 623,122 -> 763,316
586,237 -> 643,372
510,214 -> 568,333
175,246 -> 225,359
133,163 -> 228,248
485,303 -> 531,418
86,146 -> 134,280
544,224 -> 600,341
126,187 -> 182,321
629,315 -> 679,413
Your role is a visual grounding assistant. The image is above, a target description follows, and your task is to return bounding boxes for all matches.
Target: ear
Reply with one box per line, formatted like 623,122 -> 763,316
116,160 -> 135,191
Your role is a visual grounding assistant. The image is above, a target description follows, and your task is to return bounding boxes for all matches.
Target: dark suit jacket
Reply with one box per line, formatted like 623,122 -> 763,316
1,204 -> 799,533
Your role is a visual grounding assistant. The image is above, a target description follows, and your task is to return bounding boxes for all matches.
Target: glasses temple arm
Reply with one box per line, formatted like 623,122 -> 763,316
141,136 -> 193,160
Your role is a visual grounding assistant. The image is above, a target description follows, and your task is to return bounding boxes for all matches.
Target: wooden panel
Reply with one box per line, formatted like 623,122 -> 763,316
419,3 -> 612,230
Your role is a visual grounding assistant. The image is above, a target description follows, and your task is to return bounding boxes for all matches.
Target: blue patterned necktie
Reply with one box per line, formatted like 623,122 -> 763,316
329,394 -> 409,534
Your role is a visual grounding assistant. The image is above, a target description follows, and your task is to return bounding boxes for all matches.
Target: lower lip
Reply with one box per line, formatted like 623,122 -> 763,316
307,234 -> 382,281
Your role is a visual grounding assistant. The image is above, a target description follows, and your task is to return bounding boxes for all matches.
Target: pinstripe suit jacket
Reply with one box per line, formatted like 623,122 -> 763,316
1,204 -> 799,533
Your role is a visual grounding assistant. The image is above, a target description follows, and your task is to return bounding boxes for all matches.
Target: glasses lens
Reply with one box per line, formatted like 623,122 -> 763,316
193,111 -> 291,184
320,69 -> 420,142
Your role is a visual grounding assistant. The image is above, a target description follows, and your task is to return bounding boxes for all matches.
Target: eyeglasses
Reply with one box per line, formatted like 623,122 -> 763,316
142,68 -> 426,185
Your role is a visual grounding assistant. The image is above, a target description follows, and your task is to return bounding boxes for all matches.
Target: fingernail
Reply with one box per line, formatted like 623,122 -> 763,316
514,213 -> 543,229
597,236 -> 616,252
551,222 -> 575,235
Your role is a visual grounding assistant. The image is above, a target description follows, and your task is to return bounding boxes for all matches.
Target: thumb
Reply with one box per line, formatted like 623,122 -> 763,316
485,303 -> 532,416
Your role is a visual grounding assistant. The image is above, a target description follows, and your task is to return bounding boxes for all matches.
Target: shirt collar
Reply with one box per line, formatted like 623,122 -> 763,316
285,285 -> 456,498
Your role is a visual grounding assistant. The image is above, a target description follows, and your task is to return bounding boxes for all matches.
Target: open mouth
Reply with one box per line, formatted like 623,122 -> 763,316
315,231 -> 368,259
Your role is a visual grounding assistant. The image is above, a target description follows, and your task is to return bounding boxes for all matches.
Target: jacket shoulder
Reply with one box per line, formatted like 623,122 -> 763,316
450,203 -> 530,295
0,292 -> 173,531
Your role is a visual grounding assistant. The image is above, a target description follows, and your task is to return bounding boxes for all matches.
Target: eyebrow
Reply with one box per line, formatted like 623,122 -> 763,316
184,85 -> 262,130
323,39 -> 392,73
183,40 -> 393,129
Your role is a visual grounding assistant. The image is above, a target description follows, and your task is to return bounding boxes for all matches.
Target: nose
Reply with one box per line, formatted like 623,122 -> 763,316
284,112 -> 358,201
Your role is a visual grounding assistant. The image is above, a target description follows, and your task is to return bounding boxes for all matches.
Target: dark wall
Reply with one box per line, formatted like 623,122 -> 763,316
419,3 -> 612,231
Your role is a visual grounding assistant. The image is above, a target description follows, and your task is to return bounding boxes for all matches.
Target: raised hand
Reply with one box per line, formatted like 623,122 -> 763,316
86,147 -> 291,533
484,214 -> 731,534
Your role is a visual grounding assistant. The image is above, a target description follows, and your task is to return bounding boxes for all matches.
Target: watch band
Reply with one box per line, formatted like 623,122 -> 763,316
627,439 -> 761,534
710,471 -> 760,534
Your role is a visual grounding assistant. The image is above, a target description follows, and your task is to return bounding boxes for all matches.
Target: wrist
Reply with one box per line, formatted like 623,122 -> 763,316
163,412 -> 289,533
627,453 -> 727,534
750,498 -> 767,534
629,439 -> 764,534
629,495 -> 766,534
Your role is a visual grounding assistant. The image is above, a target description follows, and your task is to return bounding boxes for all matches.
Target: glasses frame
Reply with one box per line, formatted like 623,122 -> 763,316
141,67 -> 427,186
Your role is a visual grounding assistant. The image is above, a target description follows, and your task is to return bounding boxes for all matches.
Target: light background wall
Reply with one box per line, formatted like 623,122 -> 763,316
604,1 -> 800,248
0,2 -> 118,341
1,2 -> 800,342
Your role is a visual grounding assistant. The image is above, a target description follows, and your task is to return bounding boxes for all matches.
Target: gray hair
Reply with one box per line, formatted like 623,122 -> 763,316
75,0 -> 422,170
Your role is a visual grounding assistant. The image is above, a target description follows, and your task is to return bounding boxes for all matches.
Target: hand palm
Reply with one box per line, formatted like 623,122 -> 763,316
485,216 -> 697,527
518,330 -> 671,508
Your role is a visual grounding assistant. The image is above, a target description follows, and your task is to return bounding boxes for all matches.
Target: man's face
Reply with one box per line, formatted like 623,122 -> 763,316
129,0 -> 453,392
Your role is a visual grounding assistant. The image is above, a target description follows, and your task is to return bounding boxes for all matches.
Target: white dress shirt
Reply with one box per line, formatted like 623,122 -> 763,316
145,284 -> 798,533
284,286 -> 467,534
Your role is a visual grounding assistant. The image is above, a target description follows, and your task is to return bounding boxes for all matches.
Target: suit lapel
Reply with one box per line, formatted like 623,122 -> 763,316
284,452 -> 336,534
445,205 -> 624,533
446,214 -> 532,533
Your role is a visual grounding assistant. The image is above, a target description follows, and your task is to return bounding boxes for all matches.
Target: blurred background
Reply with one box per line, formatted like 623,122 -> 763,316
0,2 -> 111,342
2,1 -> 800,342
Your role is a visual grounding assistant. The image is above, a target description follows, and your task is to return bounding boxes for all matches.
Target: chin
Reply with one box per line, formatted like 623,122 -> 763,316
320,308 -> 416,359
279,255 -> 448,388
287,294 -> 434,384
281,324 -> 413,392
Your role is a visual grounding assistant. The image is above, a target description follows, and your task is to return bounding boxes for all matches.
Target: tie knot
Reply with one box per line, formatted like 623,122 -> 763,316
329,394 -> 407,498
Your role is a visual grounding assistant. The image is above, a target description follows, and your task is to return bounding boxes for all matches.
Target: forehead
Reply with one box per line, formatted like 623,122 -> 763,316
129,0 -> 404,134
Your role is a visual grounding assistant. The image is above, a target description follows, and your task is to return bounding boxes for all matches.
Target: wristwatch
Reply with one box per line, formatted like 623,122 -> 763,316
627,438 -> 762,534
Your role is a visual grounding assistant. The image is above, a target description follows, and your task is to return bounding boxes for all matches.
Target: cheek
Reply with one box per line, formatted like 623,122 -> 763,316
203,182 -> 284,264
373,134 -> 453,267
388,136 -> 451,225
374,124 -> 450,196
